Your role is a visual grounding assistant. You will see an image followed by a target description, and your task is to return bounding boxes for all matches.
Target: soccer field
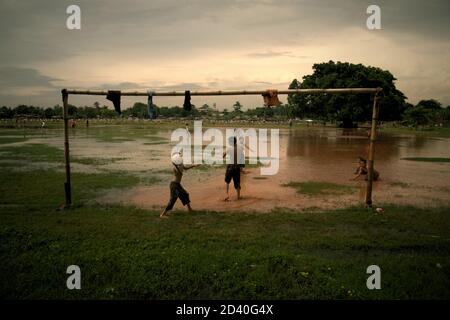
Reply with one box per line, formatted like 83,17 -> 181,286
1,121 -> 449,299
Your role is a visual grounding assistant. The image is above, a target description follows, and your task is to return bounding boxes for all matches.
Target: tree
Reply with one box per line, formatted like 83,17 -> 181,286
404,105 -> 435,128
288,61 -> 407,127
444,106 -> 450,122
403,99 -> 444,128
199,103 -> 212,116
44,108 -> 55,118
0,106 -> 13,119
415,99 -> 442,111
124,102 -> 148,118
67,104 -> 78,117
233,101 -> 243,113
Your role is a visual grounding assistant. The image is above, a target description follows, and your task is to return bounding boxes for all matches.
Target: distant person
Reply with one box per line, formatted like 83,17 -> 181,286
41,121 -> 46,128
86,119 -> 89,127
351,157 -> 379,181
223,136 -> 242,201
160,152 -> 200,218
289,118 -> 293,128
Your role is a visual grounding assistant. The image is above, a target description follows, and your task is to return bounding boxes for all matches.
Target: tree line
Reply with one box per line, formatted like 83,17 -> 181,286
0,100 -> 291,121
1,61 -> 449,127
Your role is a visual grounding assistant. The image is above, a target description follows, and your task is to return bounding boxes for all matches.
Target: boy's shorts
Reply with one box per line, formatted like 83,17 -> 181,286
165,181 -> 190,211
225,164 -> 241,189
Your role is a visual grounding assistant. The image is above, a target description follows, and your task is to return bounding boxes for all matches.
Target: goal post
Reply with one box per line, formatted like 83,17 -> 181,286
60,87 -> 382,209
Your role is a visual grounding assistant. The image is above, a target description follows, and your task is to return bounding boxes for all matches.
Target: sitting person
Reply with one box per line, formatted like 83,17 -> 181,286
352,157 -> 379,181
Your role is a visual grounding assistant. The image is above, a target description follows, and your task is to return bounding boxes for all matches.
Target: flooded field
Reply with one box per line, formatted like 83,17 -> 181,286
1,123 -> 450,212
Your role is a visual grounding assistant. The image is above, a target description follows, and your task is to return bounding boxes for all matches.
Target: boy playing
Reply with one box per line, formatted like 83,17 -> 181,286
223,136 -> 242,201
160,152 -> 200,218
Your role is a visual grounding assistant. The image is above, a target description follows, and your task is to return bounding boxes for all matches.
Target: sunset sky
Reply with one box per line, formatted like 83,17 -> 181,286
1,0 -> 449,110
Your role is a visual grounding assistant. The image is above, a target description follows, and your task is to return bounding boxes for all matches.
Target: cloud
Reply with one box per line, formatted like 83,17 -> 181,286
94,82 -> 210,91
246,51 -> 311,60
97,82 -> 148,90
246,51 -> 293,58
154,83 -> 207,91
0,66 -> 59,90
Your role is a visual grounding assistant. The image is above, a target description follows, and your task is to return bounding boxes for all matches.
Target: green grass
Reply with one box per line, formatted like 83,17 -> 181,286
81,125 -> 171,143
401,157 -> 450,163
0,143 -> 64,162
72,157 -> 127,166
143,141 -> 168,145
283,181 -> 355,196
382,126 -> 450,138
1,185 -> 449,299
0,137 -> 28,144
0,143 -> 129,168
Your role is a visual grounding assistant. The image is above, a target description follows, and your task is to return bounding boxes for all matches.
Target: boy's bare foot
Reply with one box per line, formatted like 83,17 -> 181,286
160,214 -> 168,219
223,196 -> 230,201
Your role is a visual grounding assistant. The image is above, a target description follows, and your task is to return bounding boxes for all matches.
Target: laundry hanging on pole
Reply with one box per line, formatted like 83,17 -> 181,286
183,90 -> 192,111
106,90 -> 122,115
147,90 -> 156,119
262,89 -> 280,107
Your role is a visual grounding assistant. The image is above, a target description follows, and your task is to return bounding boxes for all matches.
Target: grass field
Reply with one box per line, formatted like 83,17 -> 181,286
1,123 -> 449,299
381,125 -> 450,138
283,181 -> 356,196
401,157 -> 450,163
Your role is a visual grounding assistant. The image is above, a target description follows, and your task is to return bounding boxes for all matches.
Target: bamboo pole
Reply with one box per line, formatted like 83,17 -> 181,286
66,88 -> 382,96
62,89 -> 72,207
365,93 -> 380,207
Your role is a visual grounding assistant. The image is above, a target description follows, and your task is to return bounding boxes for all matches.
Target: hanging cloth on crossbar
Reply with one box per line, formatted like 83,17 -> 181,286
183,90 -> 192,111
106,90 -> 121,115
147,90 -> 156,119
262,89 -> 280,107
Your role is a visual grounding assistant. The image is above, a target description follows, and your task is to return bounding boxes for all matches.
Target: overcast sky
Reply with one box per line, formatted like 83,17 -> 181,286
0,0 -> 449,110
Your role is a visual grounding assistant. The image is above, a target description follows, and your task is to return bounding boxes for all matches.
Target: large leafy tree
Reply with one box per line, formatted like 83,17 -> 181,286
288,61 -> 407,127
403,99 -> 443,127
415,99 -> 442,111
